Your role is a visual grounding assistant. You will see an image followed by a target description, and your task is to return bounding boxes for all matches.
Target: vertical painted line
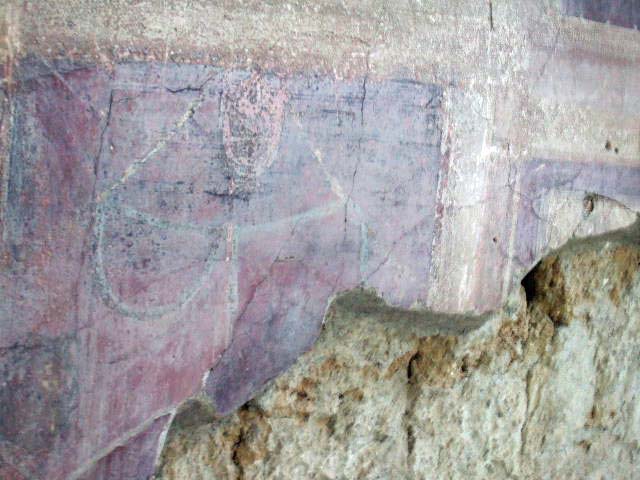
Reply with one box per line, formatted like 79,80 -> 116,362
225,223 -> 239,345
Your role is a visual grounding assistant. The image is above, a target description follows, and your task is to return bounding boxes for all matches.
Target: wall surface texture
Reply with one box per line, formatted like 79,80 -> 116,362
158,234 -> 640,479
0,0 -> 638,479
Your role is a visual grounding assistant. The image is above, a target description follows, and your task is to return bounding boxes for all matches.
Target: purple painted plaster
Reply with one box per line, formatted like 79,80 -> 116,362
562,0 -> 640,30
1,60 -> 639,479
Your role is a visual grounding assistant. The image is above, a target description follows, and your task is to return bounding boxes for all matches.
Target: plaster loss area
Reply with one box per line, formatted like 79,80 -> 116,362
157,234 -> 640,479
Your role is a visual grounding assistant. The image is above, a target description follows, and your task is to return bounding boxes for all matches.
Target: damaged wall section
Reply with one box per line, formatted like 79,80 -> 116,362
158,219 -> 640,479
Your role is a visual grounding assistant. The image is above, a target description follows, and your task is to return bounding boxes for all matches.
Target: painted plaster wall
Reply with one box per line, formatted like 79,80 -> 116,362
0,1 -> 638,478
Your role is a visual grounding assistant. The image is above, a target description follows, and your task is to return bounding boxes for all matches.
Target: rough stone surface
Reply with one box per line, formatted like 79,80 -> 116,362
1,1 -> 639,478
158,229 -> 640,479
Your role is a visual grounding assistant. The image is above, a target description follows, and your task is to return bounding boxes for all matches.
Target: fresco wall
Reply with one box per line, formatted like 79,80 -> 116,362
0,1 -> 639,478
